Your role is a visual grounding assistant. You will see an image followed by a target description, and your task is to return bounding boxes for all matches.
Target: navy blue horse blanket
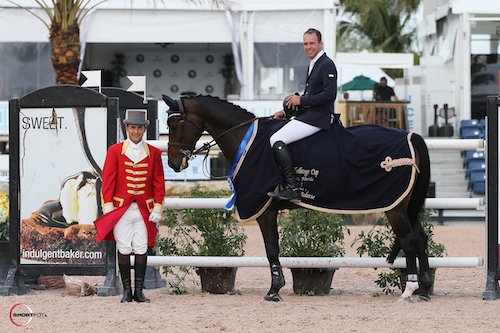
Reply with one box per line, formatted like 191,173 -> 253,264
229,118 -> 418,222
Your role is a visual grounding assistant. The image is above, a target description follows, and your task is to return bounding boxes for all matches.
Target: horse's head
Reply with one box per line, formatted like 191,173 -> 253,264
162,94 -> 204,172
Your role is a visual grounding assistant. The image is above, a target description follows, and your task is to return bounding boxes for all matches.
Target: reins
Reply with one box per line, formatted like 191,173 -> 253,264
167,98 -> 272,156
167,97 -> 273,179
191,116 -> 270,155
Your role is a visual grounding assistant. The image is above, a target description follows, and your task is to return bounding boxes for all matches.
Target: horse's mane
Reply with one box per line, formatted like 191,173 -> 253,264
184,94 -> 256,120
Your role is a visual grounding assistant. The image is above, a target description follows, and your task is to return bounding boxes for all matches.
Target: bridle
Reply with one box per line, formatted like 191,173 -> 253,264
167,98 -> 269,160
166,98 -> 205,160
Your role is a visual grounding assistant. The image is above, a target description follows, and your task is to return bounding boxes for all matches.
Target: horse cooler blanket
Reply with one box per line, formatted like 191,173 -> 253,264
228,118 -> 418,222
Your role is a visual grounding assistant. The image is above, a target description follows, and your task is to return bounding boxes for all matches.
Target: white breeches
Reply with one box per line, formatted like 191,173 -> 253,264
269,119 -> 321,146
113,203 -> 148,255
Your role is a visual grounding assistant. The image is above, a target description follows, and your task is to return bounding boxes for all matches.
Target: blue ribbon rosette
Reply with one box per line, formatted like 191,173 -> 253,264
224,121 -> 255,211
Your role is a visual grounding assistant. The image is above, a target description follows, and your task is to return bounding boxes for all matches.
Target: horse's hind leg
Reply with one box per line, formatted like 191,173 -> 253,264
415,226 -> 432,301
257,206 -> 285,302
387,237 -> 401,264
385,210 -> 419,303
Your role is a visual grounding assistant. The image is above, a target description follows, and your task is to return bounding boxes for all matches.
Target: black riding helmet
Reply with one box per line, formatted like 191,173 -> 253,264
282,93 -> 302,117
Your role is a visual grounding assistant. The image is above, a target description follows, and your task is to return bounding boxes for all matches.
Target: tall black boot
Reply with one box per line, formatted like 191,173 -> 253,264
268,141 -> 301,202
118,252 -> 132,303
133,253 -> 150,303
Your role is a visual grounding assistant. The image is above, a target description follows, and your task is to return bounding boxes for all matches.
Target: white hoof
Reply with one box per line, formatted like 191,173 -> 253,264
401,281 -> 419,299
398,296 -> 413,303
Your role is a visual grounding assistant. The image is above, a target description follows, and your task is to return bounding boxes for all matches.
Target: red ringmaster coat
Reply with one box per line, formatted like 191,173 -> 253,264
94,140 -> 165,246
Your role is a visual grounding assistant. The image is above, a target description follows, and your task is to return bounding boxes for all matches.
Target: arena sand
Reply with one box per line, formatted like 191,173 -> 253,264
1,224 -> 498,333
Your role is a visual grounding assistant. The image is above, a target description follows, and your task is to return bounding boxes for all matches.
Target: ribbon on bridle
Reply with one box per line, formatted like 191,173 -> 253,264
166,98 -> 272,203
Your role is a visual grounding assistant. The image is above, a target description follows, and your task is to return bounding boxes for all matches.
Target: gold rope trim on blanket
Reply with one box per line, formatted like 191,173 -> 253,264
380,156 -> 420,173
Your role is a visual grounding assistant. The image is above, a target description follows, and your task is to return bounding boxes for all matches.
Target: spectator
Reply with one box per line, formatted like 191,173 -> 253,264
373,76 -> 398,101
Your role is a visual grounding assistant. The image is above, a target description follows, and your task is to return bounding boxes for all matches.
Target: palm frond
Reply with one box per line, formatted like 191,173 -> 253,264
6,0 -> 51,29
77,0 -> 108,24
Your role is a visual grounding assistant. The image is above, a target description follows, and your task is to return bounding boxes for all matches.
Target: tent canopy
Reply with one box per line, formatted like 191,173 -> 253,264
340,75 -> 377,91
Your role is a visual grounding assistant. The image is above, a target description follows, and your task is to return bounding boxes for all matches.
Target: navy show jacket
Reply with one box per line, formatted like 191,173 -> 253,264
296,53 -> 337,130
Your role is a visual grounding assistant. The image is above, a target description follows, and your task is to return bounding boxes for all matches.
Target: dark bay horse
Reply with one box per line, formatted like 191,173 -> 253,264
163,94 -> 433,302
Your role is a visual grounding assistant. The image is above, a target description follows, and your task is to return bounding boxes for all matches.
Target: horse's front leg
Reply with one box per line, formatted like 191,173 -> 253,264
257,207 -> 285,302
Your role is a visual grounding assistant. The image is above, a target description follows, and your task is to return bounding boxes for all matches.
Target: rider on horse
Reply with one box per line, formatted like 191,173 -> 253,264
269,28 -> 338,202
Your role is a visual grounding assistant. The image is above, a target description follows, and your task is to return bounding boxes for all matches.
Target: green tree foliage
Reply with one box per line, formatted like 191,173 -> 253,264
338,0 -> 420,53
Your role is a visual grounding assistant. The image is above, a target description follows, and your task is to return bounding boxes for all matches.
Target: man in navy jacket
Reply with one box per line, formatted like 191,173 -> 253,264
269,28 -> 338,202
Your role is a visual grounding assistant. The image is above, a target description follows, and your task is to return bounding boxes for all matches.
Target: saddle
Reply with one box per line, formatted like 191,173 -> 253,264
230,118 -> 417,221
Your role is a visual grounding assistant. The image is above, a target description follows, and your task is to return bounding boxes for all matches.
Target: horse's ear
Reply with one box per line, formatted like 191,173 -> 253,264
162,94 -> 179,111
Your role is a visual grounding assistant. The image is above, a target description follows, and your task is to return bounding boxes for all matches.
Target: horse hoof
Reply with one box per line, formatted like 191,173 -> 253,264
264,293 -> 283,302
398,296 -> 413,304
416,295 -> 431,302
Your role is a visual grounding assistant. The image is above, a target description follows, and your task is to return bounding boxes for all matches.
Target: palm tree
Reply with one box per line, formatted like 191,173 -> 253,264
8,0 -> 228,85
338,0 -> 420,53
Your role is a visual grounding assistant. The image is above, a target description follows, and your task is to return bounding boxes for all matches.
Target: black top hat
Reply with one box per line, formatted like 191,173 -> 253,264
123,109 -> 150,126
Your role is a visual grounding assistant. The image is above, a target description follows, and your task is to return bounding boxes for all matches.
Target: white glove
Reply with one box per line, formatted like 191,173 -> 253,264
103,203 -> 115,215
149,211 -> 161,229
149,203 -> 163,229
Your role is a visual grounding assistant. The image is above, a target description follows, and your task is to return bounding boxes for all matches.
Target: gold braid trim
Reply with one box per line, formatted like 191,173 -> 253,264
380,156 -> 420,173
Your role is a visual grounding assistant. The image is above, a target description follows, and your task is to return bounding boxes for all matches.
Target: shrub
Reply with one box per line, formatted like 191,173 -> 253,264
157,185 -> 246,294
352,209 -> 446,295
279,209 -> 346,258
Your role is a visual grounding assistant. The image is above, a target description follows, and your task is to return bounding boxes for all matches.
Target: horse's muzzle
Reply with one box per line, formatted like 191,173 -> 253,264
180,156 -> 188,171
168,156 -> 188,172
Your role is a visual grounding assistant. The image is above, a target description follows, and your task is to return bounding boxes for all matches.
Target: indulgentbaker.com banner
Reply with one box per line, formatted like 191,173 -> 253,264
19,107 -> 107,265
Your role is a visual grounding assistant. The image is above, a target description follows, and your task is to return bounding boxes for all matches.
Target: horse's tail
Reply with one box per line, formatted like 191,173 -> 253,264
408,133 -> 431,225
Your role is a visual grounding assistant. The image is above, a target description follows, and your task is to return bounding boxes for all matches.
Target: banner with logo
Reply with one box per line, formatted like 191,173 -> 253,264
19,107 -> 107,265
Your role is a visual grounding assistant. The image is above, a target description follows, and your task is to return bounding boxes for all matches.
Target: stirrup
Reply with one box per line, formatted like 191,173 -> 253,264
267,185 -> 301,202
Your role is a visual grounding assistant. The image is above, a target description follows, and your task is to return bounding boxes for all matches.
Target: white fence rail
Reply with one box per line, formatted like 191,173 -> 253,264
147,138 -> 485,152
133,256 -> 484,268
163,197 -> 485,210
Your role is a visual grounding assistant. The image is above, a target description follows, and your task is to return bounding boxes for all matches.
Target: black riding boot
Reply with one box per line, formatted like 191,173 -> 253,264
133,253 -> 150,303
268,141 -> 301,202
118,252 -> 132,303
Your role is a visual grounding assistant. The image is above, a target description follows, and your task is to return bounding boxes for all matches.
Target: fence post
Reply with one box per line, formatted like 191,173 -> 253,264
483,95 -> 500,300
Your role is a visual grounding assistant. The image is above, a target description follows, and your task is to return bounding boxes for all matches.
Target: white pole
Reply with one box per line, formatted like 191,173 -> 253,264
424,139 -> 484,150
164,198 -> 229,209
132,256 -> 483,268
147,139 -> 485,153
424,197 -> 485,210
163,197 -> 485,210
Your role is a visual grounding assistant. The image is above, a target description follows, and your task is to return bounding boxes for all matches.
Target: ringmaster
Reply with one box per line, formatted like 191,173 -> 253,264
94,110 -> 165,303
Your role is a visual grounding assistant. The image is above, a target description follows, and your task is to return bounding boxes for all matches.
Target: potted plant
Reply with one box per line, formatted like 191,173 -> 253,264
352,209 -> 446,295
0,193 -> 10,285
157,186 -> 247,294
279,209 -> 346,295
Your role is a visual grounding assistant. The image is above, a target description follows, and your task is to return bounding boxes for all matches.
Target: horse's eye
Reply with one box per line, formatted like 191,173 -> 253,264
167,118 -> 178,130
